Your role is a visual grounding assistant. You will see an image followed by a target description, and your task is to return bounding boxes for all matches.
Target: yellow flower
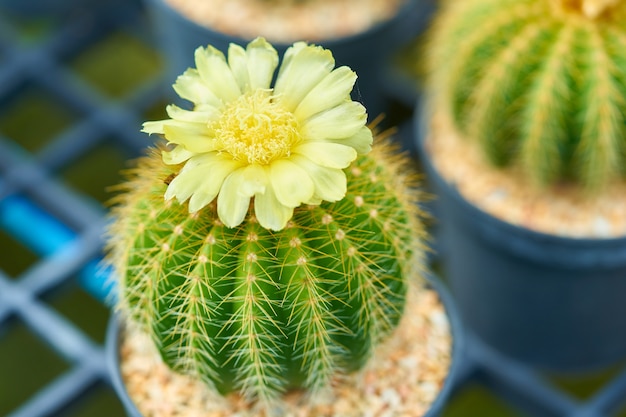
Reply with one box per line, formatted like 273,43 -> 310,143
143,37 -> 372,231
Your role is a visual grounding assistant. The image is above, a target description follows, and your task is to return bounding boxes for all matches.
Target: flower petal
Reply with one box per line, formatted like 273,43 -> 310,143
300,101 -> 367,139
143,119 -> 205,135
188,159 -> 242,213
217,171 -> 254,228
161,123 -> 215,154
294,66 -> 357,121
293,142 -> 357,169
226,43 -> 250,93
269,159 -> 314,207
238,164 -> 268,196
142,120 -> 166,135
195,45 -> 241,103
143,119 -> 214,155
173,68 -> 222,107
228,38 -> 278,93
166,104 -> 219,124
290,155 -> 347,202
162,145 -> 194,165
164,153 -> 238,204
330,125 -> 373,155
164,158 -> 211,203
215,165 -> 267,226
273,42 -> 335,111
254,184 -> 294,231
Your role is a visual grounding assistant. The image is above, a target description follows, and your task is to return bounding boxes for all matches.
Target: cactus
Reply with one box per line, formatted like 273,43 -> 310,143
107,138 -> 425,403
425,0 -> 626,189
107,37 -> 427,407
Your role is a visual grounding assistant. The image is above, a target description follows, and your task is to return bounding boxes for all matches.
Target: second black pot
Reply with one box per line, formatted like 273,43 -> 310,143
143,0 -> 435,119
415,103 -> 626,372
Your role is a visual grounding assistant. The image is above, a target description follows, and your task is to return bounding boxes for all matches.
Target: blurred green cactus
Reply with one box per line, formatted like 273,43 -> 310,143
107,139 -> 426,402
425,0 -> 626,189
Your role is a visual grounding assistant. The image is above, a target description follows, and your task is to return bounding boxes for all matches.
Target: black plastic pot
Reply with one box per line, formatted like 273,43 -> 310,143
106,273 -> 464,417
414,103 -> 626,372
107,318 -> 143,417
142,0 -> 435,119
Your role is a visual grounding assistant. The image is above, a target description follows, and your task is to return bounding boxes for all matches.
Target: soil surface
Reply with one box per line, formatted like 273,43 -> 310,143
425,111 -> 626,238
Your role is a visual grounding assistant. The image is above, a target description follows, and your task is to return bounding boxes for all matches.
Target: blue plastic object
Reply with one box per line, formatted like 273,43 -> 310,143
0,195 -> 115,303
414,99 -> 626,372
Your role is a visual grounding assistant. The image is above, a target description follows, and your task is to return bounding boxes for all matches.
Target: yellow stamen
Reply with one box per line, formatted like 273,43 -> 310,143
211,89 -> 302,164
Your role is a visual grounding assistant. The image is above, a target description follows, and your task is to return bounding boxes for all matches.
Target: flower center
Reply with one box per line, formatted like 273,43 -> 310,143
211,89 -> 302,164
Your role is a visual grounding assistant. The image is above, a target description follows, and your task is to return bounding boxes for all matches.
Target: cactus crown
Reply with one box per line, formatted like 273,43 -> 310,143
426,0 -> 626,189
107,138 -> 426,403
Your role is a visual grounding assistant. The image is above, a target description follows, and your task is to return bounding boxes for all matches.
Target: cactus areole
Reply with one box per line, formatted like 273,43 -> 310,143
427,0 -> 626,189
107,38 -> 425,403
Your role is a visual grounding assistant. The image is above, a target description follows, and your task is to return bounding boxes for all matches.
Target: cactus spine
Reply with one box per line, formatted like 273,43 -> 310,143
107,138 -> 426,403
426,0 -> 626,189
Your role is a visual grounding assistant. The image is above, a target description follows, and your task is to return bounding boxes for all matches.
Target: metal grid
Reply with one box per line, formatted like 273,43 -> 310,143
1,1 -> 626,416
0,1 -> 165,415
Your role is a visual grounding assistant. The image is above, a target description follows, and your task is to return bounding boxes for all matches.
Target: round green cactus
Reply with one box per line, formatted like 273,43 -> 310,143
426,0 -> 626,189
107,139 -> 426,402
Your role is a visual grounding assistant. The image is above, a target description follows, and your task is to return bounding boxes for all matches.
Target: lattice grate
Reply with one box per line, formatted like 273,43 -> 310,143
1,1 -> 626,416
